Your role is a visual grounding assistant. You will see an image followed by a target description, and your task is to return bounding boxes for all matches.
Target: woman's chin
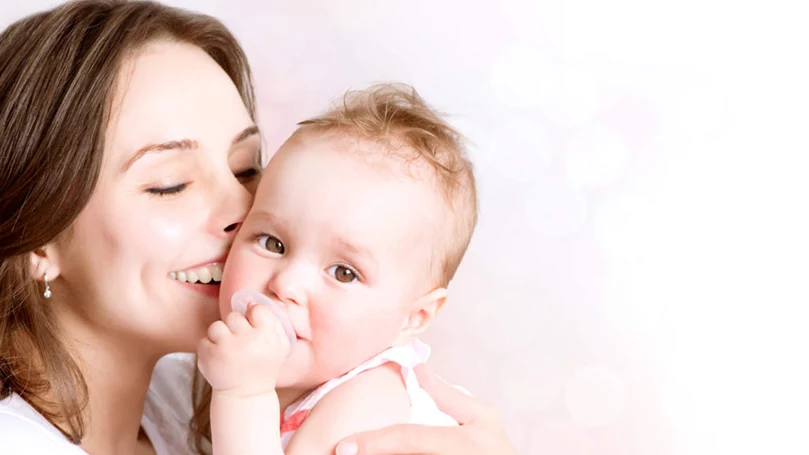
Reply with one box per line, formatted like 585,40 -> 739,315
161,309 -> 220,354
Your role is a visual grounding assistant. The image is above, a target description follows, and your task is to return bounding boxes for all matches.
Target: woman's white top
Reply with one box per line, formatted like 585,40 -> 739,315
0,353 -> 199,455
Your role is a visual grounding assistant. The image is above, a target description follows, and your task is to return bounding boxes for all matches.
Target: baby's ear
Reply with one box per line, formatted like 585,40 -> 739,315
392,288 -> 447,345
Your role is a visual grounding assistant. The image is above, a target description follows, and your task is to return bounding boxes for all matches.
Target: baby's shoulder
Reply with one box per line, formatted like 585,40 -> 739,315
284,363 -> 410,453
315,361 -> 410,416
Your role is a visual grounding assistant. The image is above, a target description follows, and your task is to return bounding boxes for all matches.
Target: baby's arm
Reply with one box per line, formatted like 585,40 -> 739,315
209,391 -> 282,455
284,362 -> 411,455
197,305 -> 290,455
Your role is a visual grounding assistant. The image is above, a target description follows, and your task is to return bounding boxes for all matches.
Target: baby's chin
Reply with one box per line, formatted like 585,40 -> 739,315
275,372 -> 304,390
275,355 -> 315,389
275,370 -> 323,402
274,351 -> 340,392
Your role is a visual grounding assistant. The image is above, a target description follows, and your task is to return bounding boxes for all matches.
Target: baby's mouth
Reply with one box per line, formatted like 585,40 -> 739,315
169,263 -> 224,284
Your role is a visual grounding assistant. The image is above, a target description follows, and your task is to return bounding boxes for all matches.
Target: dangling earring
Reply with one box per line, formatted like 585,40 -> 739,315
43,273 -> 52,299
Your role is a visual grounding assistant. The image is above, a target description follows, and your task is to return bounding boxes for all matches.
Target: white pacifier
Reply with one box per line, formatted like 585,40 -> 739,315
231,289 -> 297,354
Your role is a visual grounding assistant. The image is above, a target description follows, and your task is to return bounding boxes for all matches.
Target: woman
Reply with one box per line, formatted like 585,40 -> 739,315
0,1 -> 516,454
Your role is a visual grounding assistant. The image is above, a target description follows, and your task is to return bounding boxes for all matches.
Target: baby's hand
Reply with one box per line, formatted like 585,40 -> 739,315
197,303 -> 291,397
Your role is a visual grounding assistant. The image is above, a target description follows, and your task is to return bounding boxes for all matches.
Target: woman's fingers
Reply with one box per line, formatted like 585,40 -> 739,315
336,364 -> 519,455
414,364 -> 490,425
336,424 -> 466,455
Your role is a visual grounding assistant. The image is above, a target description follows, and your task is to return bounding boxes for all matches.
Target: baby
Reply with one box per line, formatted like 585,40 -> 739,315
197,84 -> 478,455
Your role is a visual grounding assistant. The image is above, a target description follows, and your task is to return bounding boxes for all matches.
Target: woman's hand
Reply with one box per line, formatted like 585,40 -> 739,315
334,364 -> 518,455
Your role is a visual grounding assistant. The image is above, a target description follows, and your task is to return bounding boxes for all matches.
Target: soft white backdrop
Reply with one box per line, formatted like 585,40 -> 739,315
4,1 -> 808,454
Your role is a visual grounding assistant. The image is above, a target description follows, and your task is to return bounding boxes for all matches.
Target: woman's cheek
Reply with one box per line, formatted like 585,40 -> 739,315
146,207 -> 191,246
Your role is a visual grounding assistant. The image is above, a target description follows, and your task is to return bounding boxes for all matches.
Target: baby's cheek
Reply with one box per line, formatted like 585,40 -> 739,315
312,309 -> 401,367
220,253 -> 261,314
309,307 -> 391,368
305,310 -> 351,376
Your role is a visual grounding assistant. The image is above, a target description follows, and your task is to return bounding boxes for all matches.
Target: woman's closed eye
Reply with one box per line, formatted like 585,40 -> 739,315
257,234 -> 285,254
145,182 -> 189,197
234,167 -> 260,181
326,264 -> 360,283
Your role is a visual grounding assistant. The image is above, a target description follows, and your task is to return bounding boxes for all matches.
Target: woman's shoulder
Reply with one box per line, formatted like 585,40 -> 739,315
143,352 -> 199,455
148,352 -> 197,403
0,394 -> 87,454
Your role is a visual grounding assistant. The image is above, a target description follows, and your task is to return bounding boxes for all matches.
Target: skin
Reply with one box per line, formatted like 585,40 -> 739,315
222,131 -> 448,401
33,41 -> 261,455
30,40 -> 516,455
198,132 -> 449,454
337,363 -> 520,455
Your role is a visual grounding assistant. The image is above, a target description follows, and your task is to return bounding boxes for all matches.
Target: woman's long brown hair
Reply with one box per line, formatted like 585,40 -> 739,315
0,1 -> 255,449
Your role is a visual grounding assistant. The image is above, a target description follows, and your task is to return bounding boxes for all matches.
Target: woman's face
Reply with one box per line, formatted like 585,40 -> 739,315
51,41 -> 260,354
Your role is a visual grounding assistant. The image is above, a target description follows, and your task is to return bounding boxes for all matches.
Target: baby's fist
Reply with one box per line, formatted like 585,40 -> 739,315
197,303 -> 291,396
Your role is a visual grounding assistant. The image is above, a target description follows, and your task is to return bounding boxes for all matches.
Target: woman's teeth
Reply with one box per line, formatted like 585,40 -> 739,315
169,264 -> 223,284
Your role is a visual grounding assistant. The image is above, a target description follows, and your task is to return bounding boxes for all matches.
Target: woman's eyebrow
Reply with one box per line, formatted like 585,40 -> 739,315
121,125 -> 260,173
121,138 -> 199,173
231,125 -> 259,145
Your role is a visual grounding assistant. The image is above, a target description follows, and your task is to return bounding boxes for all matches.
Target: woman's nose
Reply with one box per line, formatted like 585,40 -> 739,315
214,179 -> 252,239
224,221 -> 240,235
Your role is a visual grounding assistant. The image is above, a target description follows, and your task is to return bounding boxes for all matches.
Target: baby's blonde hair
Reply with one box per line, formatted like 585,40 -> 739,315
297,83 -> 477,287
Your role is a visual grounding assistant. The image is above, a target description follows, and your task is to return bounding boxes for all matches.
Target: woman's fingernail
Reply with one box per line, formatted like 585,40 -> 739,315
336,441 -> 358,455
434,374 -> 473,396
453,384 -> 473,396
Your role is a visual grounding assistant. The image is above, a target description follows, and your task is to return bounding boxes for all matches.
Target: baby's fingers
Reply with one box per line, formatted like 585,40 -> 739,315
206,320 -> 230,344
224,310 -> 251,333
246,303 -> 291,351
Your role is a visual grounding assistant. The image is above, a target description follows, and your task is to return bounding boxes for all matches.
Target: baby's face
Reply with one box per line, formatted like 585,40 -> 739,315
220,131 -> 443,389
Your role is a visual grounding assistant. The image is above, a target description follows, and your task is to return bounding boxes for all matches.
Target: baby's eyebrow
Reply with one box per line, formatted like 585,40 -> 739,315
245,209 -> 288,228
335,237 -> 376,265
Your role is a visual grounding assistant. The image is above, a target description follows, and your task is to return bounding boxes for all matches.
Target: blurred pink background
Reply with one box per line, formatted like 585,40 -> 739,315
4,1 -> 807,454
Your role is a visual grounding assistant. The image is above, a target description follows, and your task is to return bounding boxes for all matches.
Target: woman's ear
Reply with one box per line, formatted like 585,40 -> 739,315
29,246 -> 62,281
392,287 -> 448,345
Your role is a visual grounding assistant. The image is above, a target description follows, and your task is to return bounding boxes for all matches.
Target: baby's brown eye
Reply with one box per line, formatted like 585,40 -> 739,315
327,265 -> 357,283
258,235 -> 284,254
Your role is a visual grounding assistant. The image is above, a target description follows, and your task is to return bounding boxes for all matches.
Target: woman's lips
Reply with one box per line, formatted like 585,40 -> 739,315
175,280 -> 221,298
